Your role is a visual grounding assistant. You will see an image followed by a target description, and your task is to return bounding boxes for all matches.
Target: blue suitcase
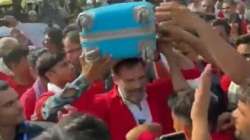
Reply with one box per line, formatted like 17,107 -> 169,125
77,1 -> 156,61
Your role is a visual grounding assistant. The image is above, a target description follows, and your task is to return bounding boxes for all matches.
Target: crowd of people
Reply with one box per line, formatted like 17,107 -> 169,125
0,0 -> 250,140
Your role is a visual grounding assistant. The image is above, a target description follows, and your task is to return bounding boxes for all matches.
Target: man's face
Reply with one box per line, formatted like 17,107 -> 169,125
49,58 -> 76,85
201,0 -> 213,13
236,3 -> 245,15
222,3 -> 234,19
237,44 -> 250,61
63,37 -> 82,72
114,63 -> 148,103
246,23 -> 250,34
232,101 -> 250,140
0,87 -> 24,126
11,56 -> 32,79
43,34 -> 58,52
213,26 -> 228,41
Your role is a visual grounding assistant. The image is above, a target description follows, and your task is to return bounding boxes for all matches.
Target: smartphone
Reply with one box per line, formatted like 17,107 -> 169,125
159,131 -> 186,140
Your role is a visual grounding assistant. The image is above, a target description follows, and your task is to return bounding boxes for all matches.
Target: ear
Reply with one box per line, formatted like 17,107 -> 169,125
8,62 -> 17,72
112,74 -> 120,85
45,71 -> 54,82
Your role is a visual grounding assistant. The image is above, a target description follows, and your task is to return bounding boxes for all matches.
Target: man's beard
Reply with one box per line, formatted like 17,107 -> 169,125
123,88 -> 146,103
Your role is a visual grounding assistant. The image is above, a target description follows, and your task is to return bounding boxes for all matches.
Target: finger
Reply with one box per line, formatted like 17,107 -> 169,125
85,48 -> 100,62
155,6 -> 172,12
103,56 -> 113,70
159,2 -> 179,7
199,64 -> 212,91
57,111 -> 63,120
158,21 -> 177,33
64,105 -> 77,112
155,12 -> 173,22
160,2 -> 187,11
98,55 -> 111,64
79,51 -> 86,65
157,37 -> 173,43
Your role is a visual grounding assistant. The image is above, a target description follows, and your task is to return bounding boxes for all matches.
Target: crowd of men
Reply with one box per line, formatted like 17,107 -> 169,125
1,0 -> 250,140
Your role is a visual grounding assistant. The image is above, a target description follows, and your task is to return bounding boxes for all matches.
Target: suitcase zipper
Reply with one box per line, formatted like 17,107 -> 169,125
80,26 -> 155,42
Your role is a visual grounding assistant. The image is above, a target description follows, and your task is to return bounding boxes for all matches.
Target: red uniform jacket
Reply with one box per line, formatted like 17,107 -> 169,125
88,80 -> 174,140
220,75 -> 232,93
34,81 -> 107,119
35,79 -> 175,140
6,78 -> 33,98
20,87 -> 37,120
35,69 -> 200,140
211,130 -> 235,140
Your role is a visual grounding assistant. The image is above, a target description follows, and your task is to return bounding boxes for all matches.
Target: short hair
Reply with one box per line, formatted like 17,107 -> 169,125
112,58 -> 145,75
238,80 -> 250,104
168,91 -> 220,129
45,27 -> 63,47
211,19 -> 231,36
0,37 -> 29,68
223,0 -> 236,6
27,48 -> 47,69
36,52 -> 64,80
235,34 -> 250,46
64,31 -> 80,44
33,126 -> 69,140
62,23 -> 80,37
63,114 -> 110,140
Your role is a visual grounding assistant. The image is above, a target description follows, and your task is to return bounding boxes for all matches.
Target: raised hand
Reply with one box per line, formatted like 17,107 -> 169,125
191,64 -> 212,121
155,2 -> 204,31
80,49 -> 112,83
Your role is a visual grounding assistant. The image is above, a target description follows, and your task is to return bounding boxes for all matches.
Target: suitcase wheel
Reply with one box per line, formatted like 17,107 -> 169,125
77,13 -> 93,31
134,6 -> 151,24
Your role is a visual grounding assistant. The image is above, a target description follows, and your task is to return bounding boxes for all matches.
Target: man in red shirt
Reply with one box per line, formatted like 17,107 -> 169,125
20,48 -> 48,120
0,37 -> 34,97
34,48 -> 200,140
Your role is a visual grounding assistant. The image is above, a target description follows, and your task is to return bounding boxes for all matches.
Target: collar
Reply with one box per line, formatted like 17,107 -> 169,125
118,87 -> 147,106
47,83 -> 63,95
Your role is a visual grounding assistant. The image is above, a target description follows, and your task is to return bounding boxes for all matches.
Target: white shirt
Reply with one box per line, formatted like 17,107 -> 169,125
118,88 -> 152,124
47,83 -> 63,95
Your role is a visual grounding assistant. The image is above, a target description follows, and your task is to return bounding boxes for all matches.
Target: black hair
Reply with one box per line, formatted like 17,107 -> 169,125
36,52 -> 64,80
45,27 -> 63,48
27,48 -> 47,69
64,31 -> 80,44
211,19 -> 231,36
35,113 -> 111,140
168,91 -> 220,130
63,114 -> 111,140
112,58 -> 145,75
62,23 -> 80,37
235,34 -> 250,46
2,47 -> 29,69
